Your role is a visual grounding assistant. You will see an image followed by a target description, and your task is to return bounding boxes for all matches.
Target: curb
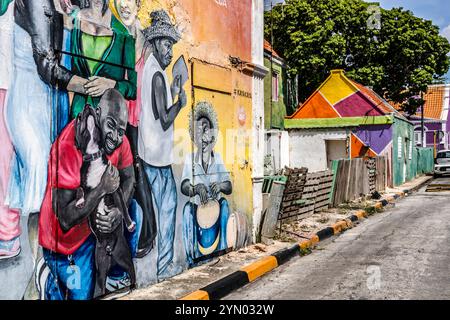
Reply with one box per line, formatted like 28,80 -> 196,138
180,180 -> 430,300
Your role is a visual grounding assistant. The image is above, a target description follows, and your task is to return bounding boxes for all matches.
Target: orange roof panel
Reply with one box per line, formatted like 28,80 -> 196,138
264,40 -> 282,59
293,91 -> 340,119
421,86 -> 445,120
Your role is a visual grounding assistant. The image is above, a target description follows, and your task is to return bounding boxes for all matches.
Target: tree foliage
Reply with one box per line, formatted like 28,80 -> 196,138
265,0 -> 450,113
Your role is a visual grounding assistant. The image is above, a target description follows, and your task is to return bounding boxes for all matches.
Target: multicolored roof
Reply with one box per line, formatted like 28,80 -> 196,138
285,70 -> 406,128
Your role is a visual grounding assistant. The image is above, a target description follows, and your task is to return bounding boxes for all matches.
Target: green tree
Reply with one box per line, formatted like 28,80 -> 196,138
265,0 -> 450,114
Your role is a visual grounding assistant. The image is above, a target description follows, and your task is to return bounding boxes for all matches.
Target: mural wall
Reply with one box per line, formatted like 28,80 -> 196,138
0,0 -> 255,300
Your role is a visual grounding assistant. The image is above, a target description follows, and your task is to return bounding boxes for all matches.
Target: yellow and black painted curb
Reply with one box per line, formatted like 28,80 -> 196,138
181,194 -> 408,301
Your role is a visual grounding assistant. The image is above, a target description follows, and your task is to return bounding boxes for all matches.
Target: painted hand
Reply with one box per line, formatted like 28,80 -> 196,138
178,89 -> 187,108
96,207 -> 121,234
99,162 -> 120,195
194,184 -> 209,205
85,76 -> 117,97
210,182 -> 222,199
171,75 -> 182,98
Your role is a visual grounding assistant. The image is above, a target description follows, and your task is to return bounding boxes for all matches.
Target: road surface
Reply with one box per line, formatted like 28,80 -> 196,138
226,179 -> 450,300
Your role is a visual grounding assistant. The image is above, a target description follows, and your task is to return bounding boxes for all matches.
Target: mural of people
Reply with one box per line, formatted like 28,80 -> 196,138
4,0 -> 90,235
181,101 -> 232,267
108,0 -> 156,259
0,0 -> 21,260
38,89 -> 138,300
138,10 -> 186,279
69,0 -> 137,119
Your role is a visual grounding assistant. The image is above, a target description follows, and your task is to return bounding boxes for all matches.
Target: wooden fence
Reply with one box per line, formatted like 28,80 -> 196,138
332,157 -> 386,207
279,168 -> 334,222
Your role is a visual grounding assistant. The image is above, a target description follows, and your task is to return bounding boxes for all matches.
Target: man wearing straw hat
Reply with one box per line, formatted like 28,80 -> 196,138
138,10 -> 186,279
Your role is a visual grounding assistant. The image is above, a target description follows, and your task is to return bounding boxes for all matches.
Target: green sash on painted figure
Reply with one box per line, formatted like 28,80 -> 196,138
70,15 -> 137,118
0,0 -> 12,15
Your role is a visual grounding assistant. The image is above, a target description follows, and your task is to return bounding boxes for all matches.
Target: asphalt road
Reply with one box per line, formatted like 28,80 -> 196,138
225,179 -> 450,300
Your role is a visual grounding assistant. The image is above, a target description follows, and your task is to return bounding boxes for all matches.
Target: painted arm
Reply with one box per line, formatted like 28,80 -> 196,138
152,72 -> 186,131
215,181 -> 232,195
119,165 -> 136,206
14,0 -> 75,90
52,163 -> 120,233
52,187 -> 105,233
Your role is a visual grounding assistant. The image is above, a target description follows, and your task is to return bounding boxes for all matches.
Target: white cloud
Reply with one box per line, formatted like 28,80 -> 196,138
442,24 -> 450,42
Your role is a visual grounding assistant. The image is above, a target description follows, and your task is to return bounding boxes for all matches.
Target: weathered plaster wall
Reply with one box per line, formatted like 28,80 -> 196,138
265,130 -> 290,173
288,129 -> 349,172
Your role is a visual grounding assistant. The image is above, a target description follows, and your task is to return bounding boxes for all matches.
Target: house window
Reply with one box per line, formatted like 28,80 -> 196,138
414,131 -> 422,147
272,72 -> 279,102
398,137 -> 402,159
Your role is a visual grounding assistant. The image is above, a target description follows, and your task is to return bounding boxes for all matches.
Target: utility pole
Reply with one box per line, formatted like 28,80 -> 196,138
421,91 -> 425,148
270,0 -> 274,130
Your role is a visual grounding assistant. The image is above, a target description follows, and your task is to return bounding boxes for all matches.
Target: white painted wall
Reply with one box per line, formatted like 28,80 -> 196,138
289,129 -> 349,172
265,130 -> 290,173
251,0 -> 268,242
443,85 -> 450,149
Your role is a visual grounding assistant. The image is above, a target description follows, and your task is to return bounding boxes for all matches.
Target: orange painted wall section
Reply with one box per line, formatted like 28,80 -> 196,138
351,134 -> 377,158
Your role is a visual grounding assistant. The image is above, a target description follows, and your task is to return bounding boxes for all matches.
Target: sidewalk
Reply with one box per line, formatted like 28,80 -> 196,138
121,241 -> 294,300
385,175 -> 433,195
120,174 -> 433,300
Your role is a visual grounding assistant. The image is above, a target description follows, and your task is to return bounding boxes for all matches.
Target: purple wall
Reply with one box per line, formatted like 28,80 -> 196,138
353,124 -> 393,155
412,121 -> 446,151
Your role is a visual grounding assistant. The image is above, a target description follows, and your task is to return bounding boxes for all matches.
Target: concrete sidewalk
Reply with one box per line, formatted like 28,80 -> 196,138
121,241 -> 294,300
120,174 -> 434,300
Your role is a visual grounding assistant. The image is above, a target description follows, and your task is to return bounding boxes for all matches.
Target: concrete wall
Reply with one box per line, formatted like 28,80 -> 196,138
265,130 -> 290,174
0,0 -> 263,300
288,129 -> 349,172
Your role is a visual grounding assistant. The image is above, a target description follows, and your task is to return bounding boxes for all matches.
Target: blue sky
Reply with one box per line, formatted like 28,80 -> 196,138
264,0 -> 450,81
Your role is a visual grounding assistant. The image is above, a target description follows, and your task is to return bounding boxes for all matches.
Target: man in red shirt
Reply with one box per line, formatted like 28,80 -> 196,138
38,89 -> 136,300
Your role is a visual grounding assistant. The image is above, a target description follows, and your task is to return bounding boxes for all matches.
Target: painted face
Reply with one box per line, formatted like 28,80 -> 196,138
98,101 -> 127,155
118,0 -> 138,27
154,38 -> 174,70
195,117 -> 215,154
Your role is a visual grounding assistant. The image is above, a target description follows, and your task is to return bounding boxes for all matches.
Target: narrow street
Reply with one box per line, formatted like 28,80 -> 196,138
225,178 -> 450,300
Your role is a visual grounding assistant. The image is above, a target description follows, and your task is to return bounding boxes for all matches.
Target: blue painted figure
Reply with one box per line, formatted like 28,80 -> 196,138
181,101 -> 233,267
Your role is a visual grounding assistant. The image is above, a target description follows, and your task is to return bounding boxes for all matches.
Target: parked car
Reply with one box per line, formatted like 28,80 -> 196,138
434,150 -> 450,177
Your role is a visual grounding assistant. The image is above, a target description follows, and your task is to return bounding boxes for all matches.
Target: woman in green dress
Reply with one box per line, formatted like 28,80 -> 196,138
70,0 -> 136,119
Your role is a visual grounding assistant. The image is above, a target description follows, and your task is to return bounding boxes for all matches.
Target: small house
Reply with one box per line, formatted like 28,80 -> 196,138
401,85 -> 450,154
284,69 -> 417,187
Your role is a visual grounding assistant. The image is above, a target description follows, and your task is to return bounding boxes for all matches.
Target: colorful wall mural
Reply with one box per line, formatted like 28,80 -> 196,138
0,0 -> 256,300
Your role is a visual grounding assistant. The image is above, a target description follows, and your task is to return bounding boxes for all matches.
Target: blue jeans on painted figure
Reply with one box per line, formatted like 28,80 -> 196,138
43,200 -> 143,300
183,198 -> 230,268
142,163 -> 177,278
44,235 -> 95,300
